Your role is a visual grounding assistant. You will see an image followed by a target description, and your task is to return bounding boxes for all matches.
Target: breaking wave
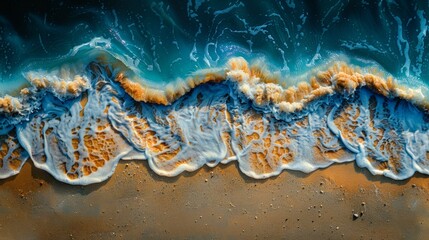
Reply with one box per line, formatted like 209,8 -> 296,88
1,50 -> 429,184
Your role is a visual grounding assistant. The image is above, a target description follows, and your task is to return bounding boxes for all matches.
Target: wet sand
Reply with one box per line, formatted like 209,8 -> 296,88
0,161 -> 428,239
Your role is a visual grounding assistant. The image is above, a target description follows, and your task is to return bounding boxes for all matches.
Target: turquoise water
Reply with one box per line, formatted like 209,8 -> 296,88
0,0 -> 428,184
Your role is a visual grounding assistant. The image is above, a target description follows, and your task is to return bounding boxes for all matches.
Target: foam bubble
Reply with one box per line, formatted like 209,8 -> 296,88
26,71 -> 89,99
0,95 -> 22,114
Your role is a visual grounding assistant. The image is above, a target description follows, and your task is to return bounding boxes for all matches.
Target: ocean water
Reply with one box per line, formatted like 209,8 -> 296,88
0,0 -> 428,184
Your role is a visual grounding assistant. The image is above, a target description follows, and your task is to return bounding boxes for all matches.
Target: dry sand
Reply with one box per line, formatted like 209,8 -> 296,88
0,161 -> 428,239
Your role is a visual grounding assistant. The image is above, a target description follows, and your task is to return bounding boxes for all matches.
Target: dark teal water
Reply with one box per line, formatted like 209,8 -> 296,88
0,0 -> 427,95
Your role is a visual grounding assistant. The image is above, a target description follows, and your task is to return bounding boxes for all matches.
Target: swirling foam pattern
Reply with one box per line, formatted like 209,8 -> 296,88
0,0 -> 428,184
0,56 -> 427,184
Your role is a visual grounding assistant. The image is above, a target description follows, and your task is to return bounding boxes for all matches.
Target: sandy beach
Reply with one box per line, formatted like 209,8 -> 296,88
1,161 -> 428,239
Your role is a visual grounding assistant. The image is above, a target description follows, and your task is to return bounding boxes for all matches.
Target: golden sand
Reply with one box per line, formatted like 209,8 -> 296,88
0,160 -> 428,239
0,130 -> 26,173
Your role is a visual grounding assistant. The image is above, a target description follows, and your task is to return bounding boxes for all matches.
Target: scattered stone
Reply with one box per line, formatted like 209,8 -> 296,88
320,190 -> 324,194
205,179 -> 208,182
353,213 -> 359,220
412,184 -> 417,188
361,202 -> 366,206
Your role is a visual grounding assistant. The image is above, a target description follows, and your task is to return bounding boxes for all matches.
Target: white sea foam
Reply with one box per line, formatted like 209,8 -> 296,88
0,57 -> 429,184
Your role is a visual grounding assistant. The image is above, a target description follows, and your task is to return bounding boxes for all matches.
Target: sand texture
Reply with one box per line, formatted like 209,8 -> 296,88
1,161 -> 428,239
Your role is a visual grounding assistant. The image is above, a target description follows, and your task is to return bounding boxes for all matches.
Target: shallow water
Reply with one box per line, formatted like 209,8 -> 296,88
0,0 -> 428,184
